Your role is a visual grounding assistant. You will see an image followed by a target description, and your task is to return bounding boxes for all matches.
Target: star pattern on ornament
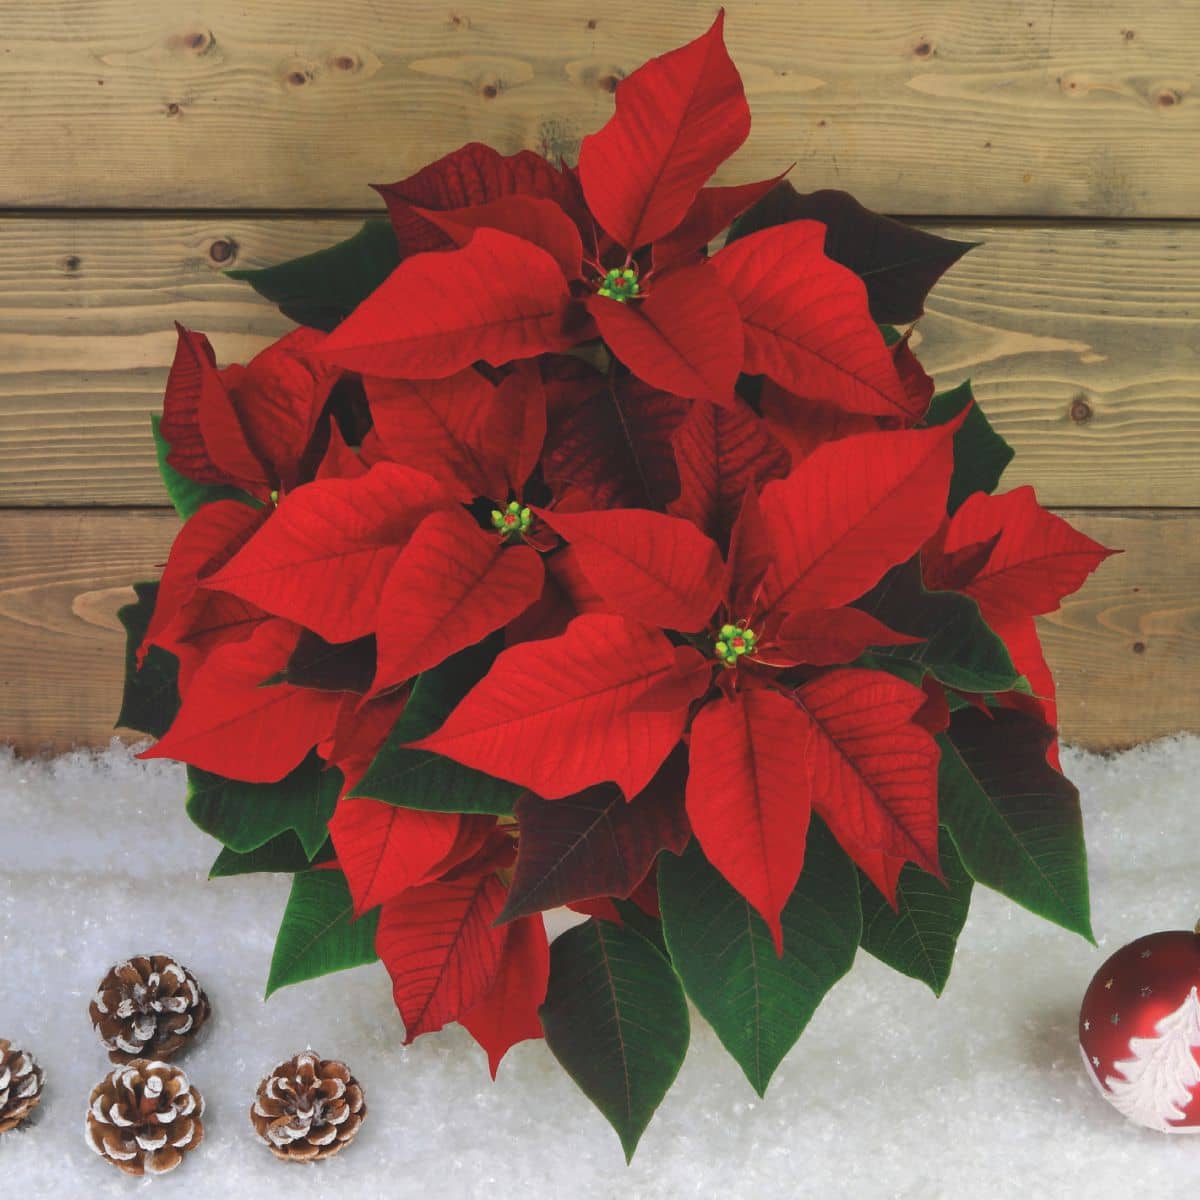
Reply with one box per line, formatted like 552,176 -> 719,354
1105,978 -> 1114,990
1083,1020 -> 1091,1031
1140,949 -> 1153,959
1140,986 -> 1154,998
1092,1055 -> 1101,1068
1110,1012 -> 1120,1026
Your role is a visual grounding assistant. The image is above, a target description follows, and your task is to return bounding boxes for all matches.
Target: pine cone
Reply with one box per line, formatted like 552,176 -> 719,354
0,1039 -> 45,1133
89,954 -> 210,1063
86,1059 -> 204,1176
250,1051 -> 366,1161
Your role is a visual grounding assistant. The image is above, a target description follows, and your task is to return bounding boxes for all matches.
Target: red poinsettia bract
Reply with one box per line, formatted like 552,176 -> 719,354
127,10 -> 1114,1104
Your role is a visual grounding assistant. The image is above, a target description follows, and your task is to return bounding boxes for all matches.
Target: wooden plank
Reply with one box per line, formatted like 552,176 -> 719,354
1,216 -> 1198,509
0,507 -> 1194,755
2,1 -> 1198,215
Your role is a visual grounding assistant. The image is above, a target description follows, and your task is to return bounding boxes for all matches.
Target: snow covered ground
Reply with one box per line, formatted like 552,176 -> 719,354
1,738 -> 1198,1199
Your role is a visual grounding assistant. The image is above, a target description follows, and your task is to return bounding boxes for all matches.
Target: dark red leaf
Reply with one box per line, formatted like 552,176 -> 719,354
686,688 -> 814,952
315,421 -> 367,480
373,143 -> 582,255
498,747 -> 690,923
409,614 -> 693,800
377,874 -> 508,1042
535,506 -> 724,633
586,261 -> 742,406
577,11 -> 749,249
321,230 -> 576,379
669,397 -> 790,548
760,378 -> 885,465
542,372 -> 688,511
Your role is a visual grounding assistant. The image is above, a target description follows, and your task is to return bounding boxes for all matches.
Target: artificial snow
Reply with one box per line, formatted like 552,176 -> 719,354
1,737 -> 1198,1199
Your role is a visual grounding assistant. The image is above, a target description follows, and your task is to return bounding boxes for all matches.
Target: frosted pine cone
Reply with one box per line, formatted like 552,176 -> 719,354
85,1059 -> 204,1176
251,1051 -> 366,1161
0,1039 -> 45,1133
89,954 -> 210,1063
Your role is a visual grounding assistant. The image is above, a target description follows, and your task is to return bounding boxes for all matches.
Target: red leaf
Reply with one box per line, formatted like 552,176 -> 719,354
794,668 -> 941,874
367,370 -> 507,501
669,398 -> 790,547
712,223 -> 920,419
204,464 -> 450,644
498,747 -> 690,923
329,797 -> 462,915
653,174 -> 788,270
139,500 -> 266,664
488,361 -> 548,495
409,614 -> 693,799
371,508 -> 544,695
535,507 -> 724,634
377,874 -> 508,1042
322,690 -> 409,794
758,419 -> 962,616
315,421 -> 367,481
460,913 -> 551,1077
768,607 -> 919,668
913,677 -> 952,737
320,230 -> 576,379
161,325 -> 265,492
227,328 -> 342,489
939,486 -> 1117,620
586,261 -> 742,405
373,143 -> 582,255
891,332 -> 934,423
852,847 -> 907,908
760,378 -> 885,465
139,620 -> 341,782
686,689 -> 814,952
542,372 -> 688,511
504,545 -> 609,646
577,11 -> 750,249
415,195 -> 584,280
171,593 -> 267,693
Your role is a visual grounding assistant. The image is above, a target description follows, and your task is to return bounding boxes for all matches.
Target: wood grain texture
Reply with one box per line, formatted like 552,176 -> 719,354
0,508 -> 1193,754
2,1 -> 1197,215
0,216 -> 1196,509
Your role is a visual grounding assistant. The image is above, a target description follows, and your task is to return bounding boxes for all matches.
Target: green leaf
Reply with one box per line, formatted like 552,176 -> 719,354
115,582 -> 181,738
266,869 -> 379,998
658,820 -> 860,1098
352,641 -> 522,815
924,380 -> 1014,513
540,919 -> 689,1162
227,219 -> 401,331
151,414 -> 258,520
186,753 -> 341,859
612,897 -> 669,957
208,832 -> 332,879
857,558 -> 1019,694
858,827 -> 973,996
939,708 -> 1093,941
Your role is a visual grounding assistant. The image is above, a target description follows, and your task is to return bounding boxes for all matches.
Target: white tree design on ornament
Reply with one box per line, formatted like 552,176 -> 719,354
1105,985 -> 1200,1132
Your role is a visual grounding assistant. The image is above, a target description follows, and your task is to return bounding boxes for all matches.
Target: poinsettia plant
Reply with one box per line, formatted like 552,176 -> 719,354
118,12 -> 1114,1159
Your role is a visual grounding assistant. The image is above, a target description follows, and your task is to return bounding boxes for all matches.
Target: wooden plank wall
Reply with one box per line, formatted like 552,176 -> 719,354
1,0 -> 1197,753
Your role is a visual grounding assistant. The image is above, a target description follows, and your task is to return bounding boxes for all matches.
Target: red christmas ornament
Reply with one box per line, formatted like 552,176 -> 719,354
1079,925 -> 1200,1132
